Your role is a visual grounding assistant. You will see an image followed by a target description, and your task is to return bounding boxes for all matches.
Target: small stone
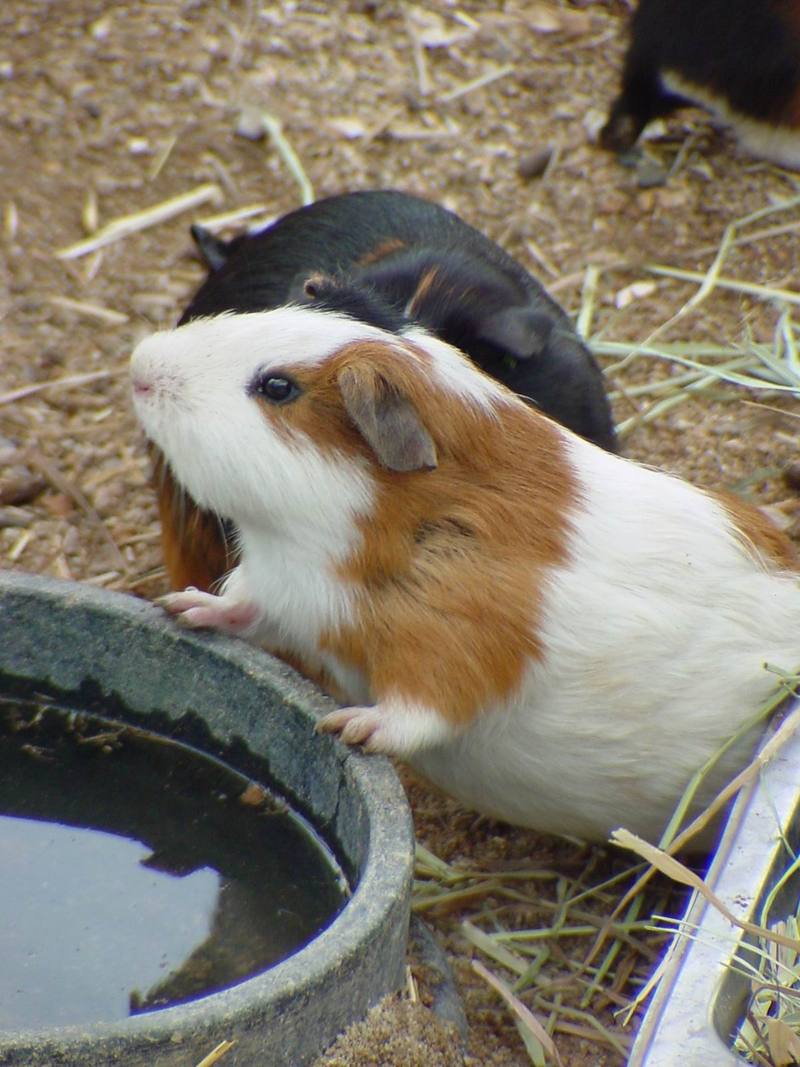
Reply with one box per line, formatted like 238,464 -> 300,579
127,137 -> 150,155
328,116 -> 368,140
617,146 -> 642,169
0,474 -> 46,506
42,493 -> 74,519
517,146 -> 553,180
583,107 -> 607,144
235,106 -> 266,141
636,155 -> 669,188
614,280 -> 657,310
89,14 -> 113,39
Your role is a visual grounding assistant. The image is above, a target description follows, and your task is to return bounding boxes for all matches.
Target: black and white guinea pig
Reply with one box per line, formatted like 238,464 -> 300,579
155,190 -> 615,594
601,0 -> 800,168
131,305 -> 800,844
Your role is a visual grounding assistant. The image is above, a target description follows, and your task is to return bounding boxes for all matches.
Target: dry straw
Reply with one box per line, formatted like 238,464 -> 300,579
414,664 -> 800,1065
55,183 -> 223,260
576,193 -> 800,437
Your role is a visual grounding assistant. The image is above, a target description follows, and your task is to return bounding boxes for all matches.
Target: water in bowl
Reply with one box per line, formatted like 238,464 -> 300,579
0,696 -> 349,1031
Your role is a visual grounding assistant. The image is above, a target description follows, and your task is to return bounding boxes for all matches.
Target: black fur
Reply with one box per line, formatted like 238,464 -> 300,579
289,273 -> 410,335
182,190 -> 617,452
601,0 -> 800,152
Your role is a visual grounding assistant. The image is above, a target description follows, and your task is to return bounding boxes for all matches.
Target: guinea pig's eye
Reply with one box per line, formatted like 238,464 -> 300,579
250,372 -> 301,404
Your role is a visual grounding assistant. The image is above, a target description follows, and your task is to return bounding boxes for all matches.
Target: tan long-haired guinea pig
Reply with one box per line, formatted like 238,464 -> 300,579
130,308 -> 800,844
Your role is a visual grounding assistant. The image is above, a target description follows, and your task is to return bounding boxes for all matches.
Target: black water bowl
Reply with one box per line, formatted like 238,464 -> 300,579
0,570 -> 414,1067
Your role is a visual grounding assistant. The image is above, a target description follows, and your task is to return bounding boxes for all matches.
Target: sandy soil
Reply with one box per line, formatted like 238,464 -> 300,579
2,2 -> 799,1064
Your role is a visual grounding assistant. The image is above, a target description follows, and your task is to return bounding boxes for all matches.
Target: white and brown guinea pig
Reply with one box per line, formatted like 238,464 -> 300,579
157,190 -> 615,596
601,0 -> 800,168
131,306 -> 800,844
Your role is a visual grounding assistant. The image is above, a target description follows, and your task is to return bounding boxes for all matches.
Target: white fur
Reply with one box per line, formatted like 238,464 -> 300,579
318,699 -> 459,754
131,307 -> 502,675
403,326 -> 503,414
132,309 -> 380,526
132,308 -> 385,661
413,432 -> 800,842
133,307 -> 800,844
661,70 -> 800,169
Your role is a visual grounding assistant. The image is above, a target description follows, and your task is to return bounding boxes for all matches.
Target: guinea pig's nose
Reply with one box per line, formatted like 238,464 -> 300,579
130,342 -> 172,399
131,375 -> 153,397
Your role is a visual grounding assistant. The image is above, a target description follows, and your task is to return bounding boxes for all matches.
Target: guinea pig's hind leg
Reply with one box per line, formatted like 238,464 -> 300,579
317,700 -> 456,756
157,587 -> 261,635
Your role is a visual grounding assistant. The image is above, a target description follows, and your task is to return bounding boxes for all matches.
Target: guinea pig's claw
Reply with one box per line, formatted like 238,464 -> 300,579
156,589 -> 260,634
317,707 -> 385,751
156,589 -> 199,612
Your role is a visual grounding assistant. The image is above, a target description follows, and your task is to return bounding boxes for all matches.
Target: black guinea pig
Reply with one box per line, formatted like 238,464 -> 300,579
157,189 -> 616,592
185,190 -> 615,448
601,0 -> 800,168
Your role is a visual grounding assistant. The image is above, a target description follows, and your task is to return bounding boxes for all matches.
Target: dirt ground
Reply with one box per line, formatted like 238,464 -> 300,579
2,1 -> 800,1065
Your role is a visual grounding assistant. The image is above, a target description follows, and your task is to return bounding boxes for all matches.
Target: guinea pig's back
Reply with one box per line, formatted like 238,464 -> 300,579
414,425 -> 800,842
603,0 -> 800,164
180,191 -> 478,322
662,0 -> 800,125
180,190 -> 555,321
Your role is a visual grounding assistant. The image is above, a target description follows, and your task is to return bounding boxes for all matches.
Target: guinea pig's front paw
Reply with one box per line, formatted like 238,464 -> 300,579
157,587 -> 261,635
316,701 -> 456,756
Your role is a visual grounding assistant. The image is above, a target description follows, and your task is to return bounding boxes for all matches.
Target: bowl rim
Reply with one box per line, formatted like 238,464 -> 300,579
0,569 -> 414,1057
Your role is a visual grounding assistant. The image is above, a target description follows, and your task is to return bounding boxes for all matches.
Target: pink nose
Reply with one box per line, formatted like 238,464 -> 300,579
131,377 -> 153,397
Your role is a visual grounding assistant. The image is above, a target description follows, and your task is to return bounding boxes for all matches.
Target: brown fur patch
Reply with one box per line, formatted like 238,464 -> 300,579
252,358 -> 371,457
263,338 -> 580,728
405,267 -> 440,317
712,489 -> 799,572
153,448 -> 232,591
355,237 -> 407,266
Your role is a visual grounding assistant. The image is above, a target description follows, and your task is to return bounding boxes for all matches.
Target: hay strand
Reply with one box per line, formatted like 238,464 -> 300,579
46,296 -> 128,325
0,369 -> 122,406
258,113 -> 314,206
612,829 -> 800,954
472,959 -> 564,1066
194,1039 -> 235,1067
643,265 -> 800,307
55,183 -> 222,260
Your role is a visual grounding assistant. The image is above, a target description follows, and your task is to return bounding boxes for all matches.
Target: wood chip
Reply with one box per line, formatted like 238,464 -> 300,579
239,782 -> 268,807
0,475 -> 46,506
0,506 -> 34,528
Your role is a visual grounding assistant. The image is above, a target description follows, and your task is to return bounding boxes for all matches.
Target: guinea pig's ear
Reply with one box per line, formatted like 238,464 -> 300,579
289,271 -> 331,304
475,306 -> 553,361
189,224 -> 230,273
337,363 -> 437,473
